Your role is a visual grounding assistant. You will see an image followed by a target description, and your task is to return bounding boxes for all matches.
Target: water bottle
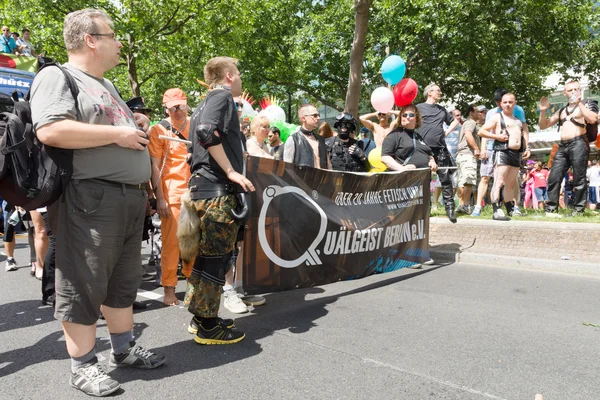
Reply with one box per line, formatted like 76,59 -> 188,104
569,90 -> 579,103
7,210 -> 21,226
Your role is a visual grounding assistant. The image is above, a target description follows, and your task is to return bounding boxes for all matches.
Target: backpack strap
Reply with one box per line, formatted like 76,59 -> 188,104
158,119 -> 187,141
27,63 -> 80,112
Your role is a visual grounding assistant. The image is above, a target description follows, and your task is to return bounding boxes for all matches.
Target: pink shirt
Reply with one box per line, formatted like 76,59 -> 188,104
531,169 -> 549,188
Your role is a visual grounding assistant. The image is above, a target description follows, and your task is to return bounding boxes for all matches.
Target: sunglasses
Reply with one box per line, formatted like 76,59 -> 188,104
402,113 -> 416,118
167,104 -> 188,112
303,113 -> 320,118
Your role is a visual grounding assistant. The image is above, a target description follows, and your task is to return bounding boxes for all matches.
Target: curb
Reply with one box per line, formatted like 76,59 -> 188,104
430,249 -> 600,278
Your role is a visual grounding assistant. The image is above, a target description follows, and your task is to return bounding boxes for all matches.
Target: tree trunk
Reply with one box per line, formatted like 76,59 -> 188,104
126,33 -> 140,97
344,0 -> 372,119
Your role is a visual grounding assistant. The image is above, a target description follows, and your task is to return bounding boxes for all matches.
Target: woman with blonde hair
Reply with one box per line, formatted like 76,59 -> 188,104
247,115 -> 273,158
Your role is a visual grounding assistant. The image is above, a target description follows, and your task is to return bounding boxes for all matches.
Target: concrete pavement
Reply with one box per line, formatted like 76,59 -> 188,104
1,236 -> 599,399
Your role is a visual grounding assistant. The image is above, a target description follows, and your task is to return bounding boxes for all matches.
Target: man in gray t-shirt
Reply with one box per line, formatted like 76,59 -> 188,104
416,83 -> 459,223
30,9 -> 164,397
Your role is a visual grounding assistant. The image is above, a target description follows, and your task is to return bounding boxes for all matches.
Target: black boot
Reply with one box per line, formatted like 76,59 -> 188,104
492,202 -> 510,221
445,205 -> 457,223
504,201 -> 514,217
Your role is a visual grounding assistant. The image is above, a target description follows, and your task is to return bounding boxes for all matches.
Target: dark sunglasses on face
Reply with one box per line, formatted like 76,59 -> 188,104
402,113 -> 416,118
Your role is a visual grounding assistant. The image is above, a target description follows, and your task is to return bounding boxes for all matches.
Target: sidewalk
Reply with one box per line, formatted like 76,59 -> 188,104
428,216 -> 600,277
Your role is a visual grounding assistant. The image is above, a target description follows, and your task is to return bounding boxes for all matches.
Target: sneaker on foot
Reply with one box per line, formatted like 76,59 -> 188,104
223,290 -> 248,314
188,316 -> 234,334
109,341 -> 165,369
194,323 -> 245,345
4,258 -> 18,272
423,258 -> 435,265
242,294 -> 266,307
471,206 -> 482,217
567,210 -> 584,218
407,263 -> 422,269
70,359 -> 120,397
493,208 -> 510,221
455,205 -> 469,214
545,211 -> 563,219
510,207 -> 523,217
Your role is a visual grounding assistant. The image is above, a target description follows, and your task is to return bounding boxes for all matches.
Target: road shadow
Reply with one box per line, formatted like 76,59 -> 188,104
0,320 -> 149,379
116,264 -> 449,384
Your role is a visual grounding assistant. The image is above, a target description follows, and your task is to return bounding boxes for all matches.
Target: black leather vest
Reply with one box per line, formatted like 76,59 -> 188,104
291,130 -> 329,169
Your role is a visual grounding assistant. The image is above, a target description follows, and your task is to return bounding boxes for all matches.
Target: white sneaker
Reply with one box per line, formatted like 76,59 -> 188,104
223,290 -> 248,314
545,212 -> 562,219
4,258 -> 18,272
493,208 -> 510,221
423,258 -> 435,265
511,207 -> 523,217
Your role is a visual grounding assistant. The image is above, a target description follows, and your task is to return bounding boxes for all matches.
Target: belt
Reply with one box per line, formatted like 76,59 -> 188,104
189,176 -> 244,200
560,135 -> 587,145
91,178 -> 148,191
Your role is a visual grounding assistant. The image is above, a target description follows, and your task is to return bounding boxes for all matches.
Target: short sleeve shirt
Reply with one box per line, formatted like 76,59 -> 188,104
0,36 -> 16,53
457,119 -> 479,156
382,129 -> 432,168
30,64 -> 151,184
416,103 -> 453,149
189,89 -> 245,183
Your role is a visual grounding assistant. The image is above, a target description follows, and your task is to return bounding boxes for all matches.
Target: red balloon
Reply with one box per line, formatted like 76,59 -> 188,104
393,78 -> 419,107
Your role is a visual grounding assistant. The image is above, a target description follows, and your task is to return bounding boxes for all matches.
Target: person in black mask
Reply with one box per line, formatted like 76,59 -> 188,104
326,112 -> 369,172
381,104 -> 438,172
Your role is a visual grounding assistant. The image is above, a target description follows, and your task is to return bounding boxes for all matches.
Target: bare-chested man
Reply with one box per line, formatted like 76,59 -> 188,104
539,80 -> 598,217
479,93 -> 530,221
359,110 -> 400,147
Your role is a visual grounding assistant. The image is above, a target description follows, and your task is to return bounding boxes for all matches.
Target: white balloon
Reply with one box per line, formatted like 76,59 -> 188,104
264,104 -> 286,122
241,99 -> 257,118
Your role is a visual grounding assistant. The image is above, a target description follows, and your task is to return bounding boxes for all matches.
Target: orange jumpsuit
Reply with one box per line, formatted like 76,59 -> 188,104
148,119 -> 193,287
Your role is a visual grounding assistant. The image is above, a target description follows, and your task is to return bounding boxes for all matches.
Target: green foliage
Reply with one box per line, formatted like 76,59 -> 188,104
1,0 -> 597,124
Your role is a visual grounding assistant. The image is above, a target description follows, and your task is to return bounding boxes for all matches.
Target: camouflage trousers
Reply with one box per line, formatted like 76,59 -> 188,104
183,195 -> 240,318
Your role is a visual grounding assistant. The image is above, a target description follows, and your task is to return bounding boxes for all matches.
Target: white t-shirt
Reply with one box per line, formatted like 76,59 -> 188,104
587,165 -> 600,186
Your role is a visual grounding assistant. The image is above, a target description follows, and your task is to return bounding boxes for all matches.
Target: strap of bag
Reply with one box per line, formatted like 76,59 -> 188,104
403,132 -> 417,166
158,119 -> 188,142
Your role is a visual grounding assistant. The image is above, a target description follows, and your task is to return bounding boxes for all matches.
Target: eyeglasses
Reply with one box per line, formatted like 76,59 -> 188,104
90,32 -> 117,40
302,113 -> 320,118
402,113 -> 416,118
167,104 -> 188,112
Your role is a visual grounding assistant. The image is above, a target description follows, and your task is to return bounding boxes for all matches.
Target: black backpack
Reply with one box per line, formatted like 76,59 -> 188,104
557,99 -> 599,142
0,63 -> 77,211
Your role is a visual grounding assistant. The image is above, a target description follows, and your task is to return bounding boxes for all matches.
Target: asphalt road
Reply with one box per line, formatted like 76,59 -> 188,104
1,236 -> 599,400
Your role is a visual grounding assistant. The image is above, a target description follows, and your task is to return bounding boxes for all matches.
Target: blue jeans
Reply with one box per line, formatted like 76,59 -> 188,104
534,187 -> 548,202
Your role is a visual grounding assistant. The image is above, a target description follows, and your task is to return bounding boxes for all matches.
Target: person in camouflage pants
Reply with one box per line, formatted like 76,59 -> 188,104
179,56 -> 254,345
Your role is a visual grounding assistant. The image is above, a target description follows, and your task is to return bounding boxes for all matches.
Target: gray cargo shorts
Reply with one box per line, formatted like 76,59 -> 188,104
55,179 -> 147,325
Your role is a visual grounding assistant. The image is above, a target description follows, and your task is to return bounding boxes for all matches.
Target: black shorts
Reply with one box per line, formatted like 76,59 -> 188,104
495,149 -> 522,168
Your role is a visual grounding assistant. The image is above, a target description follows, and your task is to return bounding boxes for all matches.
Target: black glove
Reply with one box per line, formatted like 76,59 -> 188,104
350,146 -> 366,160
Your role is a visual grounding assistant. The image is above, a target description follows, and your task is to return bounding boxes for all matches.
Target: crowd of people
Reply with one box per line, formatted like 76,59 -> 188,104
1,25 -> 43,57
1,7 -> 599,398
